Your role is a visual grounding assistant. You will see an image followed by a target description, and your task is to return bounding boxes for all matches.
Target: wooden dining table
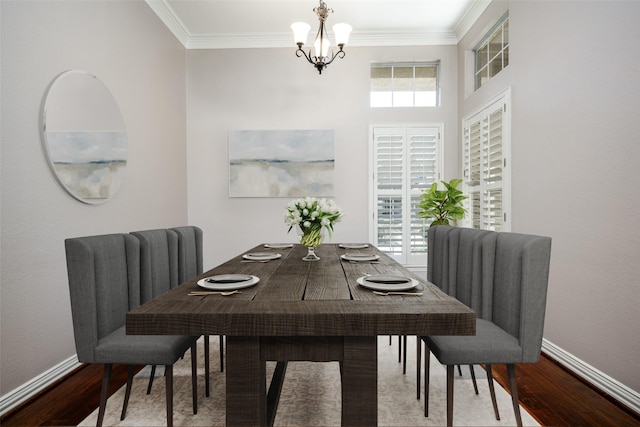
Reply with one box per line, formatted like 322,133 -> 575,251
126,243 -> 475,427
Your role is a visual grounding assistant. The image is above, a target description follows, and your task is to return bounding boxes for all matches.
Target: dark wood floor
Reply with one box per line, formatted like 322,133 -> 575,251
2,352 -> 639,427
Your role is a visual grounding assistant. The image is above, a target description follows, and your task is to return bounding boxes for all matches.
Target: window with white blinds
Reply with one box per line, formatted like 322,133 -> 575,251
370,63 -> 440,107
371,125 -> 442,265
462,89 -> 511,231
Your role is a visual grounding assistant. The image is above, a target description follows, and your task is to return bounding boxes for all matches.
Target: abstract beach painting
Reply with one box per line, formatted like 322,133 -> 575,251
45,130 -> 127,201
229,130 -> 335,197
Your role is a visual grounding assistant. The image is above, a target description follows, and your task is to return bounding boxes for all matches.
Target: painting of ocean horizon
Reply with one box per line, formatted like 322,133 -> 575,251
45,131 -> 127,201
229,130 -> 335,197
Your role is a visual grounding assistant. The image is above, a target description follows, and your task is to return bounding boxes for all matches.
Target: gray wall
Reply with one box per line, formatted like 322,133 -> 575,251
1,0 -> 639,405
1,1 -> 188,395
185,45 -> 460,267
458,0 -> 640,392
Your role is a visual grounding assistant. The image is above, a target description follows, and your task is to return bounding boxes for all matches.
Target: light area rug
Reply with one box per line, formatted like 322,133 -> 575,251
80,336 -> 540,426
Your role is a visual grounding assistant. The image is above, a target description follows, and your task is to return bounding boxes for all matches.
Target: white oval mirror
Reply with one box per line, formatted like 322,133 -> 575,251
40,70 -> 127,204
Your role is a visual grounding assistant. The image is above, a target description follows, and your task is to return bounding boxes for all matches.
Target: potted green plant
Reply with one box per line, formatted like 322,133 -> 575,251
417,178 -> 468,226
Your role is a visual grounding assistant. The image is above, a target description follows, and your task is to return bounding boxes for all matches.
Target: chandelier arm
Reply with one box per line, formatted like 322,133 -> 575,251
322,48 -> 346,67
295,47 -> 317,66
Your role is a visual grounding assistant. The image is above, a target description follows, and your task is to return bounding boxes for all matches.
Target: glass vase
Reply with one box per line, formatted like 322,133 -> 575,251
303,246 -> 320,262
298,225 -> 324,261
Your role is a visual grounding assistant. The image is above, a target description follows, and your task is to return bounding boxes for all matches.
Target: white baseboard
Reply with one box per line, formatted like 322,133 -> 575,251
542,338 -> 640,415
0,355 -> 81,417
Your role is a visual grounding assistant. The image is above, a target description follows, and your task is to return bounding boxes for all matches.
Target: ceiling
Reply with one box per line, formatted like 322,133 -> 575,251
146,0 -> 491,49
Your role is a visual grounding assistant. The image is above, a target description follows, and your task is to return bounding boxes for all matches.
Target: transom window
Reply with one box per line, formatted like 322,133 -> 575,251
370,63 -> 439,108
474,12 -> 509,90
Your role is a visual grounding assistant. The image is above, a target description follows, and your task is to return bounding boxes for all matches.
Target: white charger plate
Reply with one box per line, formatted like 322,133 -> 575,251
357,275 -> 418,292
264,243 -> 294,249
341,253 -> 380,262
197,274 -> 259,291
339,243 -> 369,249
243,252 -> 282,260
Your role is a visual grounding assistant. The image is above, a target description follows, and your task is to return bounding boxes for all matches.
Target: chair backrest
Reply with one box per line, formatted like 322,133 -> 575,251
427,225 -> 456,288
170,226 -> 203,282
449,227 -> 496,317
65,233 -> 140,364
130,229 -> 179,303
492,231 -> 552,362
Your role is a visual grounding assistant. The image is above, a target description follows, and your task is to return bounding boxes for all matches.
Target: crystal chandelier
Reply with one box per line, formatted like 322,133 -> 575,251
291,1 -> 352,74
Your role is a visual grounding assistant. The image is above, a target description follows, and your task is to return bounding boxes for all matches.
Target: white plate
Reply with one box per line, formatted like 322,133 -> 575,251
339,243 -> 369,249
357,275 -> 418,292
197,274 -> 259,291
264,243 -> 294,249
341,253 -> 380,262
243,252 -> 282,260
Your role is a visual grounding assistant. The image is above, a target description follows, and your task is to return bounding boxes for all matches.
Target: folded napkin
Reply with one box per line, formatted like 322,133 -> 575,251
364,276 -> 411,284
206,274 -> 252,283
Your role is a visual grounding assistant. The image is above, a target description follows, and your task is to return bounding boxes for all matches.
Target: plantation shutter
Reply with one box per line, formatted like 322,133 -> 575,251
372,125 -> 441,265
462,89 -> 510,231
374,129 -> 404,258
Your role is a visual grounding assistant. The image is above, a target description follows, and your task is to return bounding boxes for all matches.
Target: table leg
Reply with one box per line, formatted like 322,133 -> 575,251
342,336 -> 377,427
266,362 -> 288,427
226,336 -> 266,426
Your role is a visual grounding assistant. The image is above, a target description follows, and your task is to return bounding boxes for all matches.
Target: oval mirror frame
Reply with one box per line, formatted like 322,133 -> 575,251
40,70 -> 128,204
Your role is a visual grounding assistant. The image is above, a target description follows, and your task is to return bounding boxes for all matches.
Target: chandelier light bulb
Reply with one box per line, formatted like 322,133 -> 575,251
314,35 -> 331,58
291,22 -> 311,45
332,23 -> 352,46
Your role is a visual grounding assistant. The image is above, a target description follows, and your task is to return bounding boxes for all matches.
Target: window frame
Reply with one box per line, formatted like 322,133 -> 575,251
461,88 -> 511,231
369,123 -> 444,266
474,12 -> 509,90
370,62 -> 441,108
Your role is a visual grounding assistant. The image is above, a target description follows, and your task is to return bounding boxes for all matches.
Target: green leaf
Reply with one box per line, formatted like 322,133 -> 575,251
416,178 -> 468,225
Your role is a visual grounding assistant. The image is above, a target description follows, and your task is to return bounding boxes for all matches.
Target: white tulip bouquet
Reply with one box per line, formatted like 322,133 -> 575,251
284,197 -> 343,248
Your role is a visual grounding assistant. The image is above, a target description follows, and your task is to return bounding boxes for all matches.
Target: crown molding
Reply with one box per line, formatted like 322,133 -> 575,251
351,31 -> 459,47
146,0 -> 190,48
454,0 -> 492,41
186,30 -> 459,50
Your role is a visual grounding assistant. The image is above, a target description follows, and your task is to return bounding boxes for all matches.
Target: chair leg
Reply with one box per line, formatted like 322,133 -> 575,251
398,335 -> 402,363
97,364 -> 112,427
469,364 -> 479,394
457,365 -> 463,376
147,365 -> 156,394
219,335 -> 225,372
402,335 -> 408,374
120,365 -> 135,420
191,342 -> 198,414
204,336 -> 210,397
424,346 -> 431,417
416,337 -> 422,400
486,364 -> 501,420
446,365 -> 454,427
165,365 -> 173,427
507,364 -> 523,427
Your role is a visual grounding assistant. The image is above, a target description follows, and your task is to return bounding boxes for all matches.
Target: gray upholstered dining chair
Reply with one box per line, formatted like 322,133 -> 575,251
420,226 -> 552,427
65,233 -> 198,427
417,226 -> 492,408
171,226 -> 222,388
130,228 -> 202,405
